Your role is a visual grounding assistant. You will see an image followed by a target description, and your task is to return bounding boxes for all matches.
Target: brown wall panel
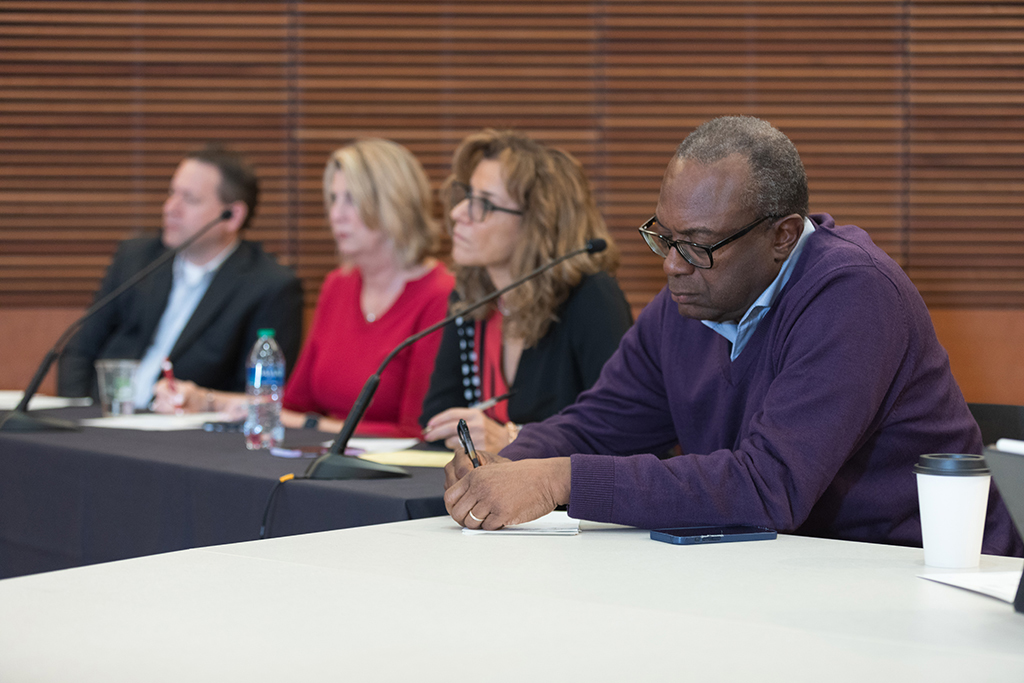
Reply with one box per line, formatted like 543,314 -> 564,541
0,309 -> 81,396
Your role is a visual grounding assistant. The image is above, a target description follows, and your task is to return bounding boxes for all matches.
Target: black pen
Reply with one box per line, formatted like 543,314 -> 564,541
457,418 -> 480,468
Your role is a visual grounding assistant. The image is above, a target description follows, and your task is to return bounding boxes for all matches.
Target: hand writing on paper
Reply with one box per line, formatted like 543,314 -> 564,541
423,408 -> 511,452
444,448 -> 571,530
443,445 -> 511,489
151,379 -> 247,420
151,378 -> 199,414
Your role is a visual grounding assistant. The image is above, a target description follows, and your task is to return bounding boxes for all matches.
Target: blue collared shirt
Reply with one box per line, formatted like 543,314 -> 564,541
702,217 -> 815,361
133,241 -> 240,406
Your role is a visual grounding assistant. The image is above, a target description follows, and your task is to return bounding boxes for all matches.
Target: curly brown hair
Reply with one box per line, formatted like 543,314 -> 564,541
445,130 -> 619,347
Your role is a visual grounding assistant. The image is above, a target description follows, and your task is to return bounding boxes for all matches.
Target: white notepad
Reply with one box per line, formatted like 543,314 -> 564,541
78,412 -> 226,431
0,391 -> 92,411
462,510 -> 580,536
995,438 -> 1024,455
919,571 -> 1022,604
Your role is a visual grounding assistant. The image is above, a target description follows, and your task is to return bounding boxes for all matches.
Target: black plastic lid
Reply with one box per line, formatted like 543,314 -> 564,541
913,453 -> 990,476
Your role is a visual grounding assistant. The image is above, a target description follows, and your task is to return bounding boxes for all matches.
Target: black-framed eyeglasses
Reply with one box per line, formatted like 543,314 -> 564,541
448,181 -> 524,223
638,214 -> 778,269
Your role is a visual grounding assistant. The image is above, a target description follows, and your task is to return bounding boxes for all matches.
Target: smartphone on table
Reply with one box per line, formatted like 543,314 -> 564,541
650,525 -> 776,545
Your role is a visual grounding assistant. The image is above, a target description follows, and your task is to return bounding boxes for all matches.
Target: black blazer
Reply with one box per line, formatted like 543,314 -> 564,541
420,271 -> 633,427
57,237 -> 303,398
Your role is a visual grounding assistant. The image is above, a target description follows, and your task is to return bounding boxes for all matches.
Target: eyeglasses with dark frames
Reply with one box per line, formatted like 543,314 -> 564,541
448,181 -> 524,223
638,214 -> 779,269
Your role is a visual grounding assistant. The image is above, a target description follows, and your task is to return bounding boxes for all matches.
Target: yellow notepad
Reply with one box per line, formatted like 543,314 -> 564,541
357,450 -> 452,468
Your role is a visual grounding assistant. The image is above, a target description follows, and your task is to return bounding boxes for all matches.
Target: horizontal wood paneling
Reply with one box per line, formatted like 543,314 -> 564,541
0,1 -> 1022,314
907,1 -> 1024,306
601,2 -> 906,305
0,1 -> 295,306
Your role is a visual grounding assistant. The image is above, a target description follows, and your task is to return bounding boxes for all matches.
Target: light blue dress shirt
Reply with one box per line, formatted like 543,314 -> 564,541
702,217 -> 815,361
133,241 -> 239,407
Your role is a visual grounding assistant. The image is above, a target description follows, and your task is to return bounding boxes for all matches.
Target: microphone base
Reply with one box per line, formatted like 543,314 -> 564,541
0,410 -> 80,432
305,454 -> 409,480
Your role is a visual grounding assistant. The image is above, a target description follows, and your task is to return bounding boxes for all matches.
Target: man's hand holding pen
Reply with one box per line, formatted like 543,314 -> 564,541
443,441 -> 571,531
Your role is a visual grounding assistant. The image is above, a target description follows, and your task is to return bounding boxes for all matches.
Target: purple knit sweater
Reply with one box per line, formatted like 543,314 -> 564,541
504,214 -> 1023,556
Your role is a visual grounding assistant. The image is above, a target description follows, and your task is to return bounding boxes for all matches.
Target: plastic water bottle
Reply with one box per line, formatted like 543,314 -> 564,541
243,328 -> 285,450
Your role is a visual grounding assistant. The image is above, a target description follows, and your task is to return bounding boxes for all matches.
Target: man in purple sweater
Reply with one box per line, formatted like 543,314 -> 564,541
444,116 -> 1022,555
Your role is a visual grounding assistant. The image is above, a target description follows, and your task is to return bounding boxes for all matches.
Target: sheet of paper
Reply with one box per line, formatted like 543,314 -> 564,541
344,437 -> 420,454
0,391 -> 92,411
357,450 -> 451,468
462,510 -> 581,536
272,439 -> 435,461
78,412 -> 226,431
994,438 -> 1024,456
918,571 -> 1022,604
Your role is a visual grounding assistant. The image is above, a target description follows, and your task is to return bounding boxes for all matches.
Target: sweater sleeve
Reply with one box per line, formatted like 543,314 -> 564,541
505,267 -> 921,532
502,289 -> 679,462
566,268 -> 912,530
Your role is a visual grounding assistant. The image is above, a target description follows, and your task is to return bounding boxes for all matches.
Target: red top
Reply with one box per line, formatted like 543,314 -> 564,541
283,263 -> 454,437
477,310 -> 510,424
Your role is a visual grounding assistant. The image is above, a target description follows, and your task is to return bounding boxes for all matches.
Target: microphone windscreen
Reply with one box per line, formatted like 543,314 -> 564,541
586,238 -> 607,254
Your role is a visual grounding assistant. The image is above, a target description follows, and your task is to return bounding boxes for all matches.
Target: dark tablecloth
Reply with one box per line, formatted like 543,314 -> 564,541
0,407 -> 447,578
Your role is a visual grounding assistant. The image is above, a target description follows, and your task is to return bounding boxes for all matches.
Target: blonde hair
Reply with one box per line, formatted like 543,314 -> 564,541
323,139 -> 441,268
445,130 -> 619,347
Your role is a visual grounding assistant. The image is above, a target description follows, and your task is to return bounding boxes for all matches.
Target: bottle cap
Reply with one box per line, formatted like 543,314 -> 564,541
913,453 -> 990,476
257,328 -> 276,337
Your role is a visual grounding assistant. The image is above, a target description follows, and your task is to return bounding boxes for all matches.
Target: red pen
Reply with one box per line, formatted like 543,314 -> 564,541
161,358 -> 185,413
161,358 -> 176,392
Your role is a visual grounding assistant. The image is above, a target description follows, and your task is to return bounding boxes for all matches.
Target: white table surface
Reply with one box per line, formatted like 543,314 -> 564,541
1,516 -> 1021,682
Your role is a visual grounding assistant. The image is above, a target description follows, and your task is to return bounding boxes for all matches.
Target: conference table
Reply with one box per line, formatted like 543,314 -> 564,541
0,515 -> 1021,681
0,406 -> 447,579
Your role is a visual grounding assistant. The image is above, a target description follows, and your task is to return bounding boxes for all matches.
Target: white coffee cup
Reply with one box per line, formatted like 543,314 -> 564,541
914,453 -> 991,568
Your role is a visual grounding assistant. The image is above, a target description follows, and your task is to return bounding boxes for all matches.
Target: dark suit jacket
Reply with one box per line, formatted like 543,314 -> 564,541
57,237 -> 303,398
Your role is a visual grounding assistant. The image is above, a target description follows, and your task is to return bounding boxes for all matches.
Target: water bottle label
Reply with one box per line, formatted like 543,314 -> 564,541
247,364 -> 284,388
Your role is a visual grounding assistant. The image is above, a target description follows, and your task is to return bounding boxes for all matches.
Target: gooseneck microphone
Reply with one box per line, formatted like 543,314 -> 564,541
304,238 -> 608,480
0,208 -> 234,432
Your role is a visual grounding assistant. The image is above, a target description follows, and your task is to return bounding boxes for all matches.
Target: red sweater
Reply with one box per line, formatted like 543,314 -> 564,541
283,263 -> 454,437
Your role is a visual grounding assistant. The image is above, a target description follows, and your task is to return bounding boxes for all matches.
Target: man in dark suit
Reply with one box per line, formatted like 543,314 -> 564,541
58,144 -> 302,405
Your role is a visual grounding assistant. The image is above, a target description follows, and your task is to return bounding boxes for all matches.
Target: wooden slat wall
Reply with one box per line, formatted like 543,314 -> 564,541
293,2 -> 605,305
602,1 -> 906,306
0,1 -> 296,307
907,1 -> 1024,306
1,1 -> 1022,316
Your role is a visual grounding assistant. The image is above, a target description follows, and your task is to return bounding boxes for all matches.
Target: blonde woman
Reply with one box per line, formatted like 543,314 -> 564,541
154,139 -> 453,437
421,130 -> 632,451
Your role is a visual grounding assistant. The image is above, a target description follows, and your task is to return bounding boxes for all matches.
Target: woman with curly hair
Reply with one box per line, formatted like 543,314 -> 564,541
421,130 -> 632,451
